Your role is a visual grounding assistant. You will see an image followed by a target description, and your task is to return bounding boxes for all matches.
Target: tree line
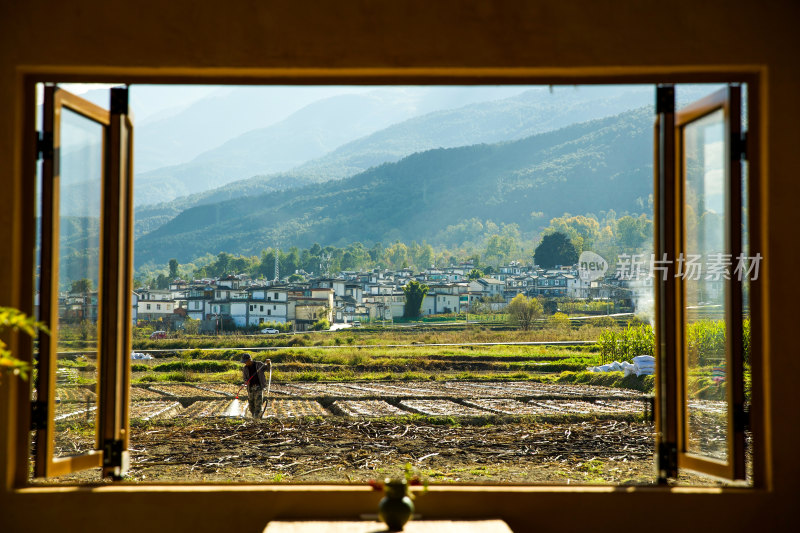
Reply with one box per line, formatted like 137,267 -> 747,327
135,210 -> 653,289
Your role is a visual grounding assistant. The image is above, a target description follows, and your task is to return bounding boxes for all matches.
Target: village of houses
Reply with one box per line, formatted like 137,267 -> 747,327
125,261 -> 649,333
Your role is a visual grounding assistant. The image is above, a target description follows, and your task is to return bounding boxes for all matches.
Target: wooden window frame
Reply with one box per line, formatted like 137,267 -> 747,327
32,85 -> 134,479
7,68 -> 765,510
673,86 -> 747,480
35,86 -> 110,477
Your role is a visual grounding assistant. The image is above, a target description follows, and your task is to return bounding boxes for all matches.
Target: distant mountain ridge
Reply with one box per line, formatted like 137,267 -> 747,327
134,106 -> 654,267
134,86 -> 655,237
132,86 -> 530,206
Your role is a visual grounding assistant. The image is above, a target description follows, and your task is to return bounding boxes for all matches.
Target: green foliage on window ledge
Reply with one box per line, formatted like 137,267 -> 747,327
0,306 -> 48,384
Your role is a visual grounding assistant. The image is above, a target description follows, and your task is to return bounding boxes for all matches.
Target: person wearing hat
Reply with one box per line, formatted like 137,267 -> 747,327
241,353 -> 271,418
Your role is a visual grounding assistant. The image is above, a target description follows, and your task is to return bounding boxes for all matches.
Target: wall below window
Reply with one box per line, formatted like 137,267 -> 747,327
1,1 -> 799,532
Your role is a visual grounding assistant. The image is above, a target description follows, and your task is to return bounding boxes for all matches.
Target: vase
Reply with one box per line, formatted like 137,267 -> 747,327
378,479 -> 414,531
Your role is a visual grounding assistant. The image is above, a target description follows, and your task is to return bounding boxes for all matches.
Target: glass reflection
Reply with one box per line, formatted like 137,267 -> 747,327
683,109 -> 728,461
54,107 -> 103,457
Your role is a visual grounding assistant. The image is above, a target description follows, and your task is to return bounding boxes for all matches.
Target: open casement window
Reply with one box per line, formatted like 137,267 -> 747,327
35,86 -> 134,479
655,85 -> 747,481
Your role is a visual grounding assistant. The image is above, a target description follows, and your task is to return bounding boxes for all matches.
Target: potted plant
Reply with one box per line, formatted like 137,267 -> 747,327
369,465 -> 426,531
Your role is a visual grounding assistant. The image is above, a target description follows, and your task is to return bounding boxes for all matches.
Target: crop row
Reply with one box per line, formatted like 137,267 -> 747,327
330,400 -> 408,417
129,401 -> 183,420
268,380 -> 646,399
146,384 -> 227,398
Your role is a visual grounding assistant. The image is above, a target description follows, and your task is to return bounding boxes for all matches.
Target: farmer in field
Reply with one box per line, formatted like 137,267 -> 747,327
241,353 -> 271,418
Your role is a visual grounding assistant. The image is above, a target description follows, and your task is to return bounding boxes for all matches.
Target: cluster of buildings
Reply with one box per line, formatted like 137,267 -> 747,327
130,261 -> 648,331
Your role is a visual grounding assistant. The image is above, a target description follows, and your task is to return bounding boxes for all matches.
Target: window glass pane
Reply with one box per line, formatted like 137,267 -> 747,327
54,107 -> 103,458
682,108 -> 728,461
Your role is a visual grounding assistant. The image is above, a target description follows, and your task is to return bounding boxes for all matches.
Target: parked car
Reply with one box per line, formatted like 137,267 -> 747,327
261,328 -> 280,334
149,330 -> 167,339
352,321 -> 361,327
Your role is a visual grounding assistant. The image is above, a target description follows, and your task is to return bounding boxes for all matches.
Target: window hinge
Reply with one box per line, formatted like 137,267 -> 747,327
736,131 -> 748,161
110,86 -> 129,115
657,440 -> 678,482
36,131 -> 53,161
103,438 -> 130,480
734,404 -> 750,433
30,401 -> 47,430
656,85 -> 675,115
103,438 -> 124,468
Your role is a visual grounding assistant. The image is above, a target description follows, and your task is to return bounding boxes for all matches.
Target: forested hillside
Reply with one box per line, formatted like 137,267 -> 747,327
134,106 -> 653,267
131,86 -> 532,206
133,86 -> 654,237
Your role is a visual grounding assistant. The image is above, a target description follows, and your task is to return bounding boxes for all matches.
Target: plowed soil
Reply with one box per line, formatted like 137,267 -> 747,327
35,380 -> 735,487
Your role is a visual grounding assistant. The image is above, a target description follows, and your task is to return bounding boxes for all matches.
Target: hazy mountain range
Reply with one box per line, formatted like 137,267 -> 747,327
132,85 -> 656,238
131,86 -> 534,205
134,106 -> 654,267
56,83 -> 722,276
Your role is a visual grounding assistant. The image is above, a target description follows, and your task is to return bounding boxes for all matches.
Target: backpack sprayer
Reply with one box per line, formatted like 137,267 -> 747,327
234,359 -> 272,417
235,360 -> 272,398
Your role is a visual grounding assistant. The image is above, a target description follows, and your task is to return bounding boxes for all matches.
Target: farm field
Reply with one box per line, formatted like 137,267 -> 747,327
43,379 -> 733,486
39,330 -> 741,487
44,414 -> 729,486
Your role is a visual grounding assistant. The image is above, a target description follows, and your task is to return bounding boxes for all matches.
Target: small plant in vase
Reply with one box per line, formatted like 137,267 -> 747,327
369,464 -> 427,531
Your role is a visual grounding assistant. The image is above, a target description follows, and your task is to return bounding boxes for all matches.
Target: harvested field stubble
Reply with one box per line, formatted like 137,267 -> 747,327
180,401 -> 242,418
33,395 -> 737,487
118,418 -> 661,484
129,386 -> 171,400
54,403 -> 96,421
399,399 -> 490,417
55,386 -> 96,402
263,399 -> 330,418
331,400 -> 410,417
129,401 -> 184,420
147,384 -> 227,399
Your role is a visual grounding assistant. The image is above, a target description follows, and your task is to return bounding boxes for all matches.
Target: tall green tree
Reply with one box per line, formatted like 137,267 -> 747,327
506,294 -> 544,330
258,249 -> 277,279
183,317 -> 199,335
213,252 -> 232,276
281,248 -> 300,277
616,214 -> 652,252
155,273 -> 170,289
168,258 -> 179,279
402,280 -> 429,319
468,268 -> 484,281
414,242 -> 435,270
369,242 -> 385,265
70,278 -> 93,294
534,232 -> 579,268
386,242 -> 409,270
547,215 -> 600,252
